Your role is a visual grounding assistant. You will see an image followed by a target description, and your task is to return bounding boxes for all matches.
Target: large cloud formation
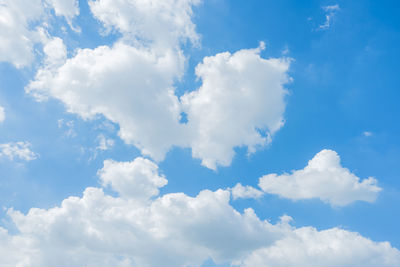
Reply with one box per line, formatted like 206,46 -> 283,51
25,0 -> 290,169
259,149 -> 382,206
1,157 -> 399,266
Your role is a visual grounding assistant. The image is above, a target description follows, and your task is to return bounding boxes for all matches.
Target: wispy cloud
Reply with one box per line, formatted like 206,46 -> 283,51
0,141 -> 38,161
319,4 -> 340,30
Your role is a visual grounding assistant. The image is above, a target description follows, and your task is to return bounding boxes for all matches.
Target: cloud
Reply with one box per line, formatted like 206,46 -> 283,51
0,106 -> 4,122
0,141 -> 38,161
259,149 -> 382,206
1,157 -> 398,266
27,33 -> 290,170
241,226 -> 400,267
57,119 -> 76,138
98,157 -> 167,200
96,134 -> 114,151
25,0 -> 292,170
0,0 -> 44,67
88,0 -> 201,47
181,43 -> 290,169
45,0 -> 79,21
363,131 -> 373,137
319,4 -> 340,30
0,0 -> 80,68
231,183 -> 263,200
27,40 -> 187,161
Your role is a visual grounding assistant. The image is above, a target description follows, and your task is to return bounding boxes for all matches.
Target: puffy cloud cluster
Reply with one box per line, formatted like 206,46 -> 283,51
181,44 -> 289,168
0,157 -> 398,266
88,0 -> 201,48
259,149 -> 382,206
0,0 -> 79,68
27,0 -> 291,169
0,141 -> 38,161
241,226 -> 400,267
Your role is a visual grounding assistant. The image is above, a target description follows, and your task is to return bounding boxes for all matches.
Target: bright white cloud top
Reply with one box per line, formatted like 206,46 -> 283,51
259,149 -> 382,206
0,141 -> 38,161
1,157 -> 399,267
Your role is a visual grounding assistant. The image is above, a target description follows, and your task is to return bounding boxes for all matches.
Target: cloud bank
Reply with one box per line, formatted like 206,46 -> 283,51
0,157 -> 398,266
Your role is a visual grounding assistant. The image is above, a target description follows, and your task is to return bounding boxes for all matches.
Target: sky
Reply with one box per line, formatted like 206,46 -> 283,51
0,0 -> 400,266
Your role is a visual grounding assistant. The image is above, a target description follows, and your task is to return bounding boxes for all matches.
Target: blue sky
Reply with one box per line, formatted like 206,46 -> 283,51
0,0 -> 400,266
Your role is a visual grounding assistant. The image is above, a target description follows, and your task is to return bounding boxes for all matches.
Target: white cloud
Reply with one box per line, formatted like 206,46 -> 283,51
241,226 -> 400,267
0,141 -> 38,161
0,0 -> 44,67
45,0 -> 79,21
96,134 -> 114,151
27,40 -> 186,161
259,149 -> 382,206
0,106 -> 4,122
0,0 -> 80,68
88,0 -> 201,48
319,4 -> 340,30
231,183 -> 263,200
0,157 -> 398,267
27,2 -> 291,170
363,131 -> 373,137
98,157 -> 167,200
181,43 -> 290,169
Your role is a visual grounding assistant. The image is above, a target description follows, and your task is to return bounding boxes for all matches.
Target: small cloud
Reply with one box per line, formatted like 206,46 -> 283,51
0,106 -> 4,123
89,134 -> 115,161
323,4 -> 340,12
318,4 -> 340,30
363,131 -> 373,137
282,45 -> 290,55
96,134 -> 115,151
58,119 -> 76,138
230,183 -> 264,200
0,142 -> 38,161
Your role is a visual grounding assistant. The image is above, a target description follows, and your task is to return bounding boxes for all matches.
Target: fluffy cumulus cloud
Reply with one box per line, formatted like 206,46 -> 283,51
0,0 -> 80,68
27,0 -> 291,169
231,183 -> 263,200
0,106 -> 4,122
0,157 -> 398,266
259,149 -> 382,206
45,0 -> 79,21
88,0 -> 201,47
27,40 -> 186,160
0,0 -> 44,67
98,157 -> 167,200
0,141 -> 38,161
241,226 -> 400,267
181,44 -> 290,169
